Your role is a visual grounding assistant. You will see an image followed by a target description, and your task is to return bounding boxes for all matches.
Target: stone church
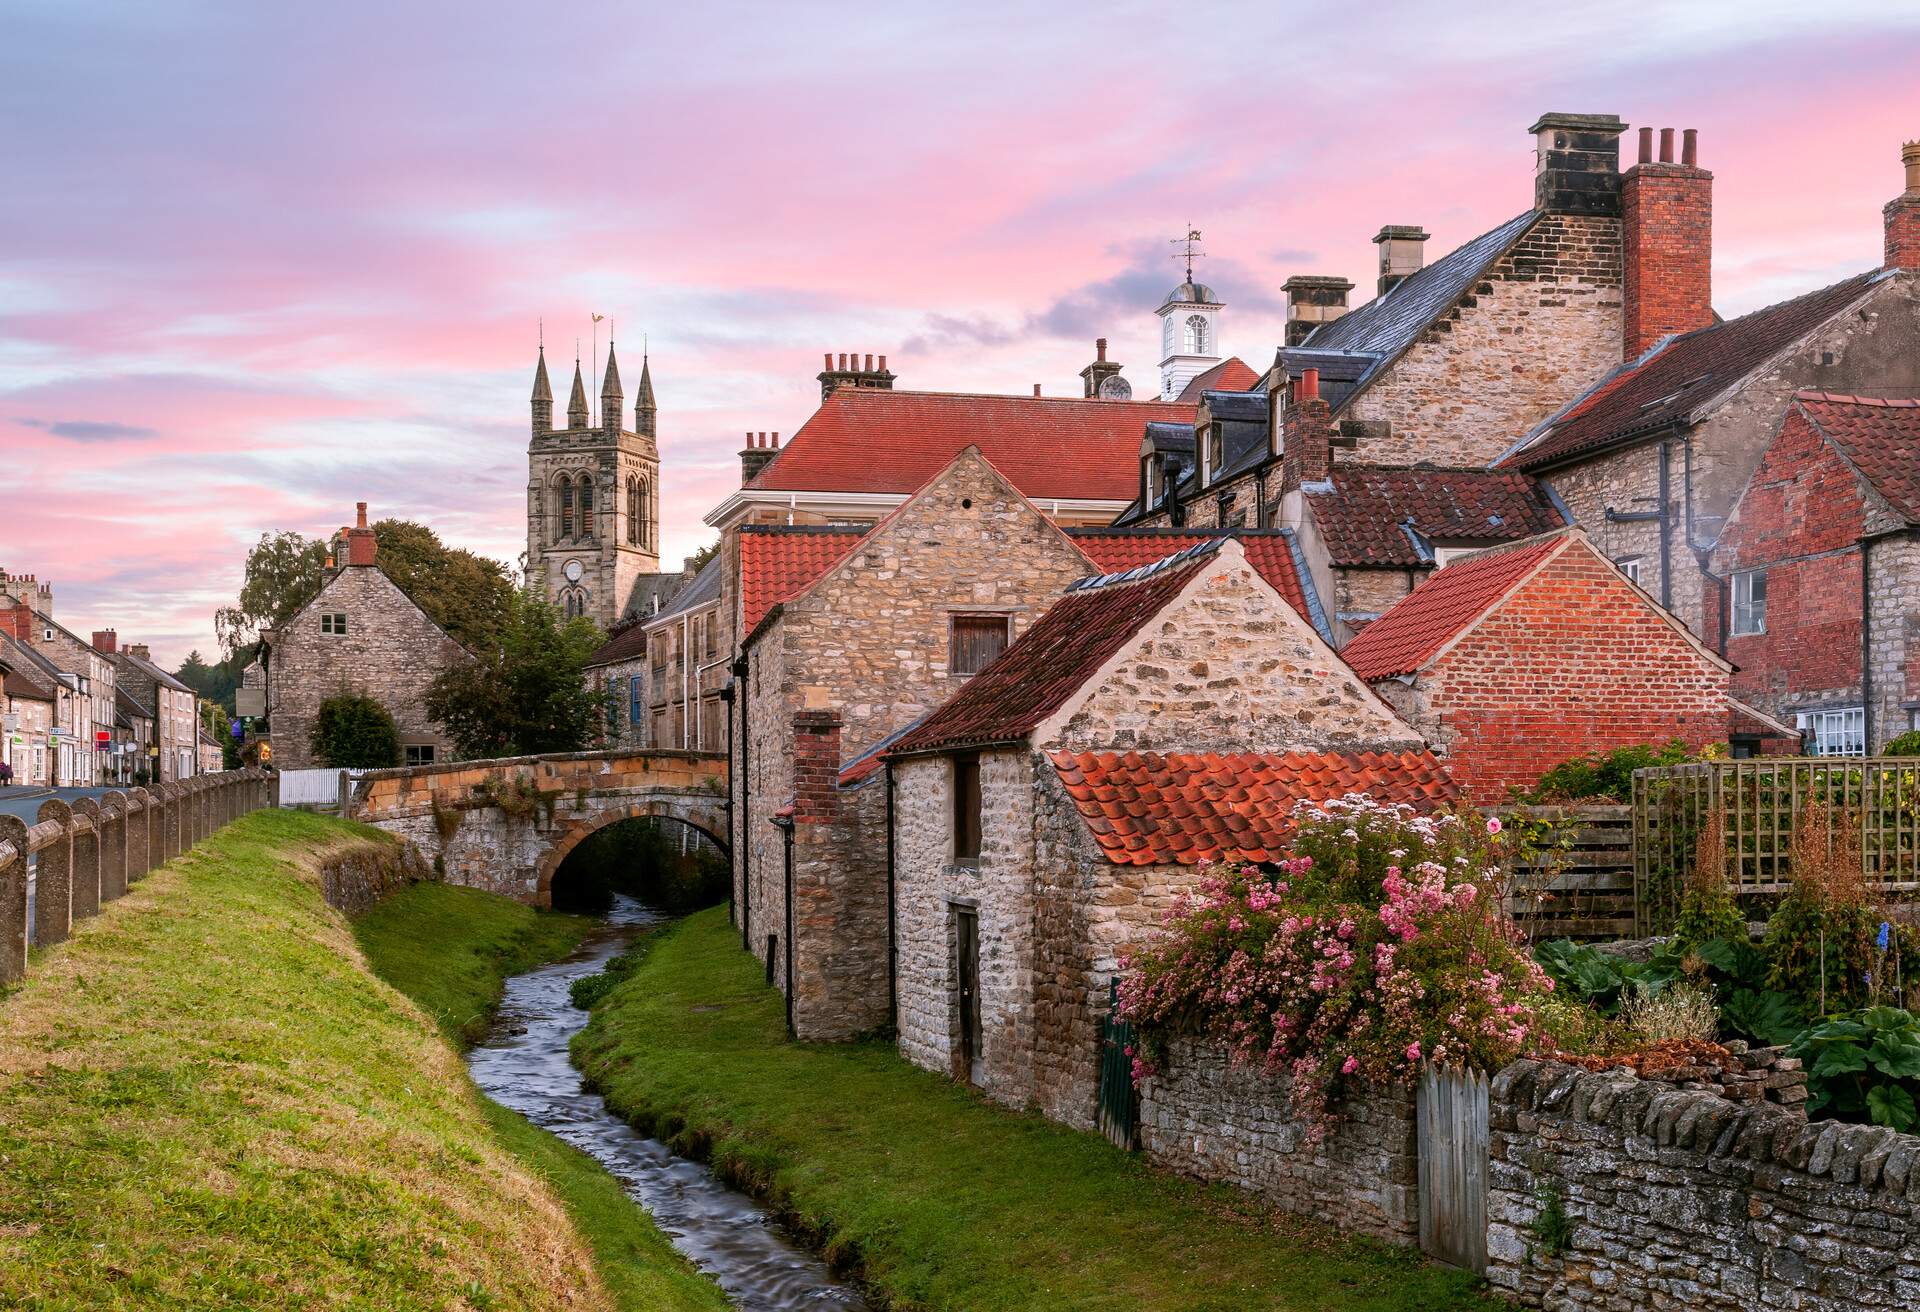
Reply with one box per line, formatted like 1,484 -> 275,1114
525,341 -> 677,630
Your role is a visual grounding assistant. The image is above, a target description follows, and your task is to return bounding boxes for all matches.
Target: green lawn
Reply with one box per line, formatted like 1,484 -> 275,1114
354,882 -> 728,1312
573,907 -> 1499,1312
0,809 -> 611,1310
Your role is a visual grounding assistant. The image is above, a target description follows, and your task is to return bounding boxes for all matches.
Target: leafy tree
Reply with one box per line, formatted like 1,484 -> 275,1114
1884,730 -> 1920,756
682,537 -> 721,574
309,693 -> 401,768
174,647 -> 251,717
426,589 -> 608,760
369,519 -> 514,652
216,531 -> 327,656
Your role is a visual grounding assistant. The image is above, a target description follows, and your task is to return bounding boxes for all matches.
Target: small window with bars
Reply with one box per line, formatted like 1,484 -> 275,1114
949,615 -> 1011,676
1797,707 -> 1865,757
1731,570 -> 1767,636
320,613 -> 348,636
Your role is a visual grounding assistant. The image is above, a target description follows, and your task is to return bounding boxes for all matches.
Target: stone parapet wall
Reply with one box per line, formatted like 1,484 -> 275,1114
1488,1057 -> 1920,1309
318,838 -> 432,915
1137,1038 -> 1420,1245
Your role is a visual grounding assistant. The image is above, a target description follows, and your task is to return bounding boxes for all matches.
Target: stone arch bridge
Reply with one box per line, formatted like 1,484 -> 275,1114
350,749 -> 728,907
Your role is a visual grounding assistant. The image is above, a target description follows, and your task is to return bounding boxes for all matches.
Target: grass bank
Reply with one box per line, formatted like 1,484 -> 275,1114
354,882 -> 727,1312
575,907 -> 1497,1312
0,809 -> 607,1309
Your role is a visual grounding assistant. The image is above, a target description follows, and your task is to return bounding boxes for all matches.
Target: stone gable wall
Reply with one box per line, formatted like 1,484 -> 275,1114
739,616 -> 793,992
266,566 -> 469,771
1331,565 -> 1421,635
1866,532 -> 1920,751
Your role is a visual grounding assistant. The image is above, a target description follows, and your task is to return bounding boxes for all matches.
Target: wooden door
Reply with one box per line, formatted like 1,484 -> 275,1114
955,908 -> 981,1081
1417,1064 -> 1489,1273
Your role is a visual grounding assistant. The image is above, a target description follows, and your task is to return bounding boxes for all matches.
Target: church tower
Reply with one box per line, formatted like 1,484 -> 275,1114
525,336 -> 661,629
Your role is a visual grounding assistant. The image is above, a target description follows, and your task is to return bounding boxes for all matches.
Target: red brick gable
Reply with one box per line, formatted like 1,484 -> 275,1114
738,526 -> 868,634
744,387 -> 1196,503
1796,392 -> 1920,523
1340,534 -> 1568,681
1048,749 -> 1459,866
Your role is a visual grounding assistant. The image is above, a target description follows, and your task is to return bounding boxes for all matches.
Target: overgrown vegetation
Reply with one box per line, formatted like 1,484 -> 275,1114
309,691 -> 402,768
427,588 -> 610,759
574,909 -> 1494,1312
0,810 -> 611,1309
1523,738 -> 1703,803
1791,1007 -> 1920,1131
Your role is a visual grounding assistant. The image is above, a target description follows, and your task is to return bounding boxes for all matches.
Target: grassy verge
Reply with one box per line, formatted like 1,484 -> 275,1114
354,881 -> 726,1312
575,907 -> 1498,1312
0,809 -> 608,1310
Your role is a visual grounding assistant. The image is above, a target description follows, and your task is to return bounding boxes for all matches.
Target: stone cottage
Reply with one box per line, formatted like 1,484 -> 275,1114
1339,528 -> 1738,803
256,502 -> 472,770
0,599 -> 116,785
101,633 -> 197,782
736,447 -> 1094,1040
0,644 -> 57,786
583,553 -> 723,751
882,537 -> 1453,1129
1707,391 -> 1920,754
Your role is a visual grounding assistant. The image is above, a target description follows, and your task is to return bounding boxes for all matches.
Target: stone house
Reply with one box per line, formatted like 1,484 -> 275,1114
1339,528 -> 1739,803
0,645 -> 56,786
114,685 -> 155,784
1499,142 -> 1920,642
583,555 -> 725,753
99,632 -> 197,781
882,537 -> 1452,1128
736,447 -> 1095,1040
257,503 -> 472,770
1706,392 -> 1920,754
0,600 -> 116,785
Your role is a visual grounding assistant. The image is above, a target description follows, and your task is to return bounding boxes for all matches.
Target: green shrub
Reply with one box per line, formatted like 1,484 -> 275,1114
1883,730 -> 1920,756
1524,739 -> 1696,803
309,693 -> 400,769
1791,1006 -> 1920,1131
1672,811 -> 1747,956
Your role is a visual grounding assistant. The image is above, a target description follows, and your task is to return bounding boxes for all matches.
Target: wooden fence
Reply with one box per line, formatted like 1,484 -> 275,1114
0,769 -> 276,985
1497,804 -> 1635,940
1632,758 -> 1920,934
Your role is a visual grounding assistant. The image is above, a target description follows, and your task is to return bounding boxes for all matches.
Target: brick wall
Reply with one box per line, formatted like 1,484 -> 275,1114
1622,158 -> 1713,359
1402,544 -> 1728,802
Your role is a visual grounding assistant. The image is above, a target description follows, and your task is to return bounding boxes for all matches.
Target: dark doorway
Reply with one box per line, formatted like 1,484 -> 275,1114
549,817 -> 729,914
955,906 -> 981,1083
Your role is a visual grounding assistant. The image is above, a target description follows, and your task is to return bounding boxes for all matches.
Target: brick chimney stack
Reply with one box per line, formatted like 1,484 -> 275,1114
345,502 -> 377,567
1283,276 -> 1354,346
1080,337 -> 1124,397
816,350 -> 896,401
1373,226 -> 1430,296
91,629 -> 117,655
0,601 -> 32,641
1279,369 -> 1341,494
790,709 -> 842,824
1622,124 -> 1714,359
1529,112 -> 1626,216
740,431 -> 781,486
1886,140 -> 1920,272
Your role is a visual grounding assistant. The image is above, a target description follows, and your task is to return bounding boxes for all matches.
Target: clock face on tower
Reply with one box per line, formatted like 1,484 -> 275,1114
563,559 -> 584,583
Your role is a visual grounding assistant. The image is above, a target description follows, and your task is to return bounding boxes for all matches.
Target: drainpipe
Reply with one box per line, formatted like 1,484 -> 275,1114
774,810 -> 795,1035
681,612 -> 692,749
885,759 -> 898,1029
1603,438 -> 1674,608
1862,535 -> 1874,753
720,681 -> 736,928
733,653 -> 750,951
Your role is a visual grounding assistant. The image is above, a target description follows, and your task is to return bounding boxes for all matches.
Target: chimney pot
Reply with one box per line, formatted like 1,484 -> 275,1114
823,352 -> 833,369
1659,127 -> 1675,163
1637,126 -> 1653,164
864,353 -> 873,371
1096,337 -> 1108,362
1903,140 -> 1920,193
771,431 -> 780,446
838,353 -> 848,370
877,354 -> 887,371
1682,128 -> 1698,168
1889,141 -> 1920,270
1033,384 -> 1042,397
355,501 -> 368,528
1301,368 -> 1320,400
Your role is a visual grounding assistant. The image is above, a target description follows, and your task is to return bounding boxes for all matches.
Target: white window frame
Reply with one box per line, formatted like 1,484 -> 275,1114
1797,707 -> 1865,758
1731,569 -> 1767,636
1615,556 -> 1643,585
320,612 -> 348,636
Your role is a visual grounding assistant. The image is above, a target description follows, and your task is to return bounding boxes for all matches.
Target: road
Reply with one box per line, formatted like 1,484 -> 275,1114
0,786 -> 119,825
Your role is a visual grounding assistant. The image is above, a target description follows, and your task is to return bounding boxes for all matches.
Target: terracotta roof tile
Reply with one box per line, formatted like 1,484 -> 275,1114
1306,466 -> 1565,566
1070,529 -> 1310,617
1506,270 -> 1886,472
745,388 -> 1196,503
739,525 -> 868,634
1339,532 -> 1570,681
1795,391 -> 1920,522
1048,749 -> 1459,865
1176,357 -> 1260,401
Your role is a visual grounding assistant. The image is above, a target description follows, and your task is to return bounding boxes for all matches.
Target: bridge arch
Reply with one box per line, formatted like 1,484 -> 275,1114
534,799 -> 729,907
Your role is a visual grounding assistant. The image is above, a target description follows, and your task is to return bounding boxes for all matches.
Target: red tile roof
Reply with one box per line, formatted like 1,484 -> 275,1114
739,525 -> 868,635
1307,466 -> 1565,567
1176,357 -> 1260,401
1070,529 -> 1309,617
745,388 -> 1196,503
1505,270 -> 1886,472
888,551 -> 1215,756
1049,749 -> 1459,865
1339,533 -> 1571,681
1795,392 -> 1920,522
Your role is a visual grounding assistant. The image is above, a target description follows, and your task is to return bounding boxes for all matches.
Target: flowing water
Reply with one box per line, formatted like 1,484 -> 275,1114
467,896 -> 867,1310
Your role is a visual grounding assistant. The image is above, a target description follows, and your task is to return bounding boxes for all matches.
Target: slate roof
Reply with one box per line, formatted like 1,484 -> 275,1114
586,556 -> 725,669
1503,269 -> 1889,472
1271,348 -> 1375,414
744,388 -> 1197,503
117,646 -> 191,693
116,685 -> 153,719
1048,749 -> 1460,866
738,525 -> 868,635
3,660 -> 55,702
1339,532 -> 1572,681
1070,529 -> 1313,622
887,547 -> 1218,756
1795,392 -> 1920,522
0,632 -> 73,692
1307,466 -> 1566,567
1176,357 -> 1259,400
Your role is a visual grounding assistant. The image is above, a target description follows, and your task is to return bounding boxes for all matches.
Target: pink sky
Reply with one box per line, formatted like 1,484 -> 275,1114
4,1 -> 1918,667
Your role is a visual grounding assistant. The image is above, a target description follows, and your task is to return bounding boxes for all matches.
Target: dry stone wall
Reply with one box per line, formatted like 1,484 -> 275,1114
318,838 -> 432,915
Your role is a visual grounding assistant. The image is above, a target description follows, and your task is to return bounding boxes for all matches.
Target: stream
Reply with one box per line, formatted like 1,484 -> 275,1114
467,895 -> 868,1310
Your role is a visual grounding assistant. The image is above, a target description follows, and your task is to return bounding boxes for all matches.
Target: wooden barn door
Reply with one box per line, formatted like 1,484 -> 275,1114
1417,1065 -> 1489,1273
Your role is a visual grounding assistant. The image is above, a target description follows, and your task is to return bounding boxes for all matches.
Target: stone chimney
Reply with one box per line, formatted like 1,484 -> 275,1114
0,570 -> 53,616
816,351 -> 896,401
1622,125 -> 1714,359
1283,276 -> 1354,346
345,502 -> 377,567
1886,140 -> 1920,272
740,431 -> 781,486
1530,112 -> 1627,216
124,642 -> 152,662
1373,226 -> 1430,296
1080,338 -> 1124,398
1279,369 -> 1341,494
91,629 -> 117,655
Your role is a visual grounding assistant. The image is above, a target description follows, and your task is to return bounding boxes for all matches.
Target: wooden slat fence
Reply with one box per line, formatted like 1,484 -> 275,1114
1633,758 -> 1920,934
1497,804 -> 1635,940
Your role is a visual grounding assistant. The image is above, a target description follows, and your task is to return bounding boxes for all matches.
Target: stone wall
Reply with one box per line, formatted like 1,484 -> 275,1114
1866,532 -> 1920,750
318,837 -> 432,915
1488,1058 -> 1920,1309
1331,565 -> 1421,634
1138,1038 -> 1420,1245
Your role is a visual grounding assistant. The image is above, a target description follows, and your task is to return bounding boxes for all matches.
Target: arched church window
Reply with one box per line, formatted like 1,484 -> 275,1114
638,476 -> 651,548
559,478 -> 575,539
579,480 -> 594,539
561,588 -> 585,620
625,478 -> 639,545
1184,314 -> 1210,354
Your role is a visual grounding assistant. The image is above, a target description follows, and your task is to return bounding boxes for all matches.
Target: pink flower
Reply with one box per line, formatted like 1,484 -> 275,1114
1486,817 -> 1502,835
1405,1042 -> 1422,1062
1341,1056 -> 1358,1074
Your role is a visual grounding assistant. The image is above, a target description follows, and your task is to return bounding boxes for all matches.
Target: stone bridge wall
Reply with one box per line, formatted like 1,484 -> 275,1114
350,750 -> 727,906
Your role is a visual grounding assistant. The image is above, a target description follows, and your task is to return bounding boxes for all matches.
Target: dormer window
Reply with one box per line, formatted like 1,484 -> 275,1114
1206,424 -> 1224,484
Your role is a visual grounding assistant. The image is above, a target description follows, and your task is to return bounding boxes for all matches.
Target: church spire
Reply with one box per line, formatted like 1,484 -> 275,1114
566,352 -> 590,428
635,351 -> 656,439
601,339 -> 623,434
530,343 -> 553,435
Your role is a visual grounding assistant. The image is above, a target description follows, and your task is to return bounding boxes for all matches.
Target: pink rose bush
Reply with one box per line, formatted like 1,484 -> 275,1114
1118,796 -> 1555,1137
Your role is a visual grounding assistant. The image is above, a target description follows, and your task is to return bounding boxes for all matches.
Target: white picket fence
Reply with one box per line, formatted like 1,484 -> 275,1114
276,768 -> 364,810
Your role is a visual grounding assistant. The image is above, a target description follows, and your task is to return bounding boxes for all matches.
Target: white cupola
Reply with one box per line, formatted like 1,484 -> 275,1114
1156,278 -> 1223,400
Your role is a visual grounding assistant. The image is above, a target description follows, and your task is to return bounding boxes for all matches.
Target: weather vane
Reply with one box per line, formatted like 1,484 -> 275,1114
1172,226 -> 1205,281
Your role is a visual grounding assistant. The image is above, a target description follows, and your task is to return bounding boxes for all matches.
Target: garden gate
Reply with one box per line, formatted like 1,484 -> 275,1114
1416,1064 -> 1489,1273
1097,978 -> 1138,1151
